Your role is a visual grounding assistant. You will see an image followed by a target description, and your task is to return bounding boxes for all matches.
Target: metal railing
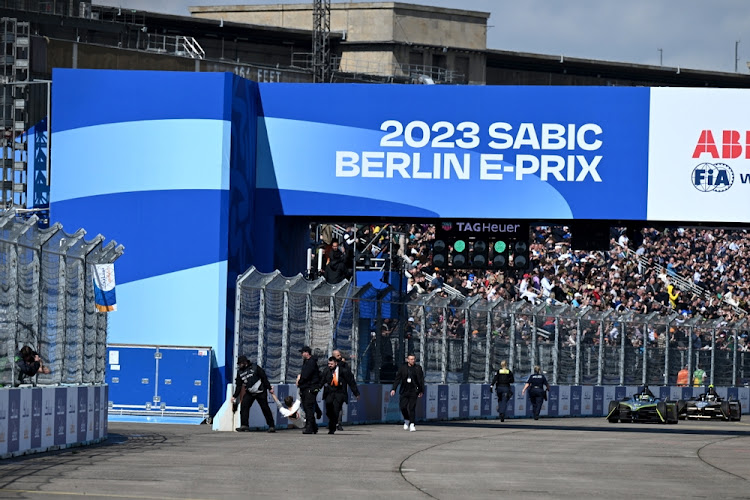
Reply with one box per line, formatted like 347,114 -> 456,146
235,267 -> 750,387
145,34 -> 205,60
0,209 -> 123,386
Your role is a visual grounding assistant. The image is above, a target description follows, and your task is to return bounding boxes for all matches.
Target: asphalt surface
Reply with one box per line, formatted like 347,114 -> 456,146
0,417 -> 749,499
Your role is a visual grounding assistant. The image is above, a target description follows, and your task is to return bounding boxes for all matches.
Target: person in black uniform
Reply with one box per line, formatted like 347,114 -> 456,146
297,346 -> 321,435
321,356 -> 360,434
390,354 -> 425,432
490,360 -> 514,422
332,349 -> 355,431
521,365 -> 550,420
232,355 -> 276,433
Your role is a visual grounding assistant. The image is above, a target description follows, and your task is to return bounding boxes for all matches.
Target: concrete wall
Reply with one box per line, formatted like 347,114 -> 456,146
191,2 -> 488,48
0,385 -> 108,458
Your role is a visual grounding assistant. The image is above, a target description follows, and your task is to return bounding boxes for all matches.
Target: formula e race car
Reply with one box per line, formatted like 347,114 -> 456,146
607,392 -> 680,424
679,393 -> 742,421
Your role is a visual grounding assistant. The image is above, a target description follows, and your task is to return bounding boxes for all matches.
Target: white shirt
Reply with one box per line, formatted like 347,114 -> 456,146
274,397 -> 305,429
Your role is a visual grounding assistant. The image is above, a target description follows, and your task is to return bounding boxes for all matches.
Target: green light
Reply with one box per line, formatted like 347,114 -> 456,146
454,240 -> 466,252
494,241 -> 507,253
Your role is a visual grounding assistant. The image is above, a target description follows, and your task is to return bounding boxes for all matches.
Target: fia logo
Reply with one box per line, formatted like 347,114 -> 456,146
692,163 -> 733,192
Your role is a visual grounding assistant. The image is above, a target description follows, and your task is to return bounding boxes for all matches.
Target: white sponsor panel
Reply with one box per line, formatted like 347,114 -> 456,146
625,386 -> 639,399
603,386 -> 617,408
19,389 -> 31,452
512,383 -> 524,416
557,386 -> 570,416
42,388 -> 55,449
0,389 -> 8,456
739,388 -> 749,414
581,386 -> 593,416
648,88 -> 750,223
425,385 -> 438,419
670,386 -> 683,401
448,385 -> 460,419
87,386 -> 96,441
469,384 -> 482,417
716,386 -> 728,400
66,388 -> 78,445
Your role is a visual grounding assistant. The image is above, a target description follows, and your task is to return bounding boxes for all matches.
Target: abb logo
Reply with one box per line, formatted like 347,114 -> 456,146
692,130 -> 750,159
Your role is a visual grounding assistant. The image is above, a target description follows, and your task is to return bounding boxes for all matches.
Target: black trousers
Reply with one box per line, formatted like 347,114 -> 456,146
399,391 -> 418,422
301,387 -> 319,432
240,391 -> 275,428
496,386 -> 513,416
529,388 -> 545,419
325,392 -> 346,433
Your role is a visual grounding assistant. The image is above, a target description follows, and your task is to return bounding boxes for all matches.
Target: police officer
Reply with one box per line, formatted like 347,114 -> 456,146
297,346 -> 321,435
521,365 -> 550,420
490,360 -> 514,422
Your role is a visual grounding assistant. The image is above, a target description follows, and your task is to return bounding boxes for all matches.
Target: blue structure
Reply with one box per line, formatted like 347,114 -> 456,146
48,70 -> 750,414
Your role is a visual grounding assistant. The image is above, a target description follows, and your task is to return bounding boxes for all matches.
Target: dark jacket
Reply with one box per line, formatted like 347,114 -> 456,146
491,368 -> 514,388
391,363 -> 425,395
15,356 -> 40,382
298,356 -> 321,390
321,363 -> 360,401
233,364 -> 271,398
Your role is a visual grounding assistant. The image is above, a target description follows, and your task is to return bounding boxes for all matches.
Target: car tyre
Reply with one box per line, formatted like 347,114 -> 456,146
607,401 -> 619,423
657,401 -> 668,424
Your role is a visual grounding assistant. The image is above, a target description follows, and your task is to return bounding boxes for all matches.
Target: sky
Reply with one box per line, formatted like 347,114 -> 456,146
95,0 -> 750,74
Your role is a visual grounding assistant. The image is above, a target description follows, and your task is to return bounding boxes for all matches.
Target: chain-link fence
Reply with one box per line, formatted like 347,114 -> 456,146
234,267 -> 750,386
0,211 -> 122,386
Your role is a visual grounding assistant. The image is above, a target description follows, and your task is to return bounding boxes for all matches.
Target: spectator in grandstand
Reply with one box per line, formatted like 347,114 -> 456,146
390,354 -> 425,432
521,366 -> 550,420
297,346 -> 322,435
232,355 -> 276,433
324,240 -> 347,284
676,365 -> 690,387
15,345 -> 50,385
270,392 -> 305,429
320,356 -> 360,435
490,360 -> 514,422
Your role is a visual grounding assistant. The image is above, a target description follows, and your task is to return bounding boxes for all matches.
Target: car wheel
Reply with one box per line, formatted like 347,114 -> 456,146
721,401 -> 731,421
676,400 -> 687,420
730,402 -> 742,421
607,401 -> 619,423
666,404 -> 678,424
657,402 -> 668,424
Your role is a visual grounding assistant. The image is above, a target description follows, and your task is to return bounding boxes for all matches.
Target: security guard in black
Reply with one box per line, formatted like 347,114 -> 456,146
522,365 -> 550,420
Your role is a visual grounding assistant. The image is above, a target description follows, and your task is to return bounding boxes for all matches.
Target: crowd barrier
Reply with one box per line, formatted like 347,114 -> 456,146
0,385 -> 108,458
213,383 -> 750,431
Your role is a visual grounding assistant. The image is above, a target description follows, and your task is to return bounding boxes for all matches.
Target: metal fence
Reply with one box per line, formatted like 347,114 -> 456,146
0,211 -> 123,386
235,267 -> 750,387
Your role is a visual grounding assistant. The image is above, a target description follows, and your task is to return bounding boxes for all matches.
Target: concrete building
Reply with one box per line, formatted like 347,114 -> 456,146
190,2 -> 488,84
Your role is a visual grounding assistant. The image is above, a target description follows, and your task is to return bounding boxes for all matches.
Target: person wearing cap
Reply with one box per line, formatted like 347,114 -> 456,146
232,355 -> 276,433
297,346 -> 322,434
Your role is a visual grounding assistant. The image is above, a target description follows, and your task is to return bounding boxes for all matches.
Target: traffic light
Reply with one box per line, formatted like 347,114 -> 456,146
490,239 -> 509,269
433,239 -> 448,268
470,240 -> 488,268
451,239 -> 468,268
512,240 -> 530,269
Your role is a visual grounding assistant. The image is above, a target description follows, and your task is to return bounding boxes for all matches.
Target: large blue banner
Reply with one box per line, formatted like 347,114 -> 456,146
256,84 -> 650,220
